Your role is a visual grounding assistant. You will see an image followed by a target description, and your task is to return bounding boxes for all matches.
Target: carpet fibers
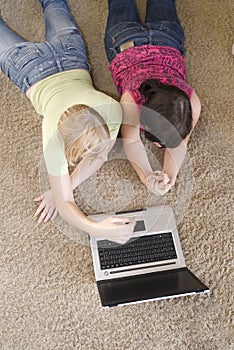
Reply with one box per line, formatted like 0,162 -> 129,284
0,1 -> 233,349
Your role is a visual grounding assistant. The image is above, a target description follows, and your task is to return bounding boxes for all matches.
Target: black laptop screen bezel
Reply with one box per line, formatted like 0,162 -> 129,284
97,267 -> 209,307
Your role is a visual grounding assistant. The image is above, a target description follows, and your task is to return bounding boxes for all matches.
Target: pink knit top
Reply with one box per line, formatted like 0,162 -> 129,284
109,45 -> 194,105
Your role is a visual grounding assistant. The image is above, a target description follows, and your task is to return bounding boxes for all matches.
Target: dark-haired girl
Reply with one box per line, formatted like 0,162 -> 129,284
104,0 -> 201,195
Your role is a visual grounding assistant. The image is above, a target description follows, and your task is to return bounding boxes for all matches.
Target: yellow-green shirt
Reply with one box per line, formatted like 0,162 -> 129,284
29,69 -> 122,176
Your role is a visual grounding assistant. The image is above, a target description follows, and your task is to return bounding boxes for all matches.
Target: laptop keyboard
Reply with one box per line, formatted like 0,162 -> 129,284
97,232 -> 177,270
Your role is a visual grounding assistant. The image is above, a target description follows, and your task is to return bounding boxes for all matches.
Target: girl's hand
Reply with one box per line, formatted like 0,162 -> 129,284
34,189 -> 58,223
146,171 -> 173,196
91,216 -> 136,244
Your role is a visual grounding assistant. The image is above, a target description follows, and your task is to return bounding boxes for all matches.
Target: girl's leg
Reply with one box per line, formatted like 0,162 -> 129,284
39,0 -> 78,41
145,0 -> 181,24
145,0 -> 184,54
106,0 -> 140,31
0,19 -> 25,56
104,0 -> 142,62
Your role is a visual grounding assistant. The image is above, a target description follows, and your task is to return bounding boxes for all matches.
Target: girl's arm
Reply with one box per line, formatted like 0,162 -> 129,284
163,91 -> 202,185
70,139 -> 116,190
121,92 -> 170,193
34,139 -> 116,222
47,173 -> 135,244
121,93 -> 155,185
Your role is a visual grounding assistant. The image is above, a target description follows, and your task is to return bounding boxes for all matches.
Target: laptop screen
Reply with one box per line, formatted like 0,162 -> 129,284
97,268 -> 209,307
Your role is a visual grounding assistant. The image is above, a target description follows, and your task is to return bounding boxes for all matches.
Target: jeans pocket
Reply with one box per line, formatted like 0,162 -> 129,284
109,22 -> 146,44
9,43 -> 44,70
154,22 -> 184,47
59,32 -> 87,58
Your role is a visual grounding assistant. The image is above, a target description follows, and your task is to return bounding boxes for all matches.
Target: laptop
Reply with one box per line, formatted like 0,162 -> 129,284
89,205 -> 209,307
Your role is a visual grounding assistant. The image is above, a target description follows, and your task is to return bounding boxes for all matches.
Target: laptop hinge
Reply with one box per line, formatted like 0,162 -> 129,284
115,208 -> 146,215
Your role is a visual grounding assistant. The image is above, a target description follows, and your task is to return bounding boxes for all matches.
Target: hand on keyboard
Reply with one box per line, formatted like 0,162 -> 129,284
91,216 -> 136,244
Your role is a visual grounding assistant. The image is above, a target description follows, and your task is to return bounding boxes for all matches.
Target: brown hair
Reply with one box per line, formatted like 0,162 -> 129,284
139,79 -> 192,148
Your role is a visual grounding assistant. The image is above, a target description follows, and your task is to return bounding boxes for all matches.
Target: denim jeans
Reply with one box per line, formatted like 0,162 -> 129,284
0,0 -> 90,94
104,0 -> 185,62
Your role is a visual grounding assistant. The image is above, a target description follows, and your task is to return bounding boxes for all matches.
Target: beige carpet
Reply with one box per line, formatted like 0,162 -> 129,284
0,0 -> 233,349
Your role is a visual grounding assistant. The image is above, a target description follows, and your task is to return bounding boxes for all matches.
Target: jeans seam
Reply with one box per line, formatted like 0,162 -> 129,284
45,41 -> 62,71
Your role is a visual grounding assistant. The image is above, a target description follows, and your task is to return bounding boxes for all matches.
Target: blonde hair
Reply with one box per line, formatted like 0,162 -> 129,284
58,104 -> 110,166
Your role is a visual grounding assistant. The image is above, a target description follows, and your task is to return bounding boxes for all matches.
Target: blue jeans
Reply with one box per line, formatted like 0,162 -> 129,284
0,0 -> 90,94
104,0 -> 185,62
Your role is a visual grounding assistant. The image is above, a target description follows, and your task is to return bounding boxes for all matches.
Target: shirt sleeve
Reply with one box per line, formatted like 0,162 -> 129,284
107,100 -> 122,139
42,118 -> 68,176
